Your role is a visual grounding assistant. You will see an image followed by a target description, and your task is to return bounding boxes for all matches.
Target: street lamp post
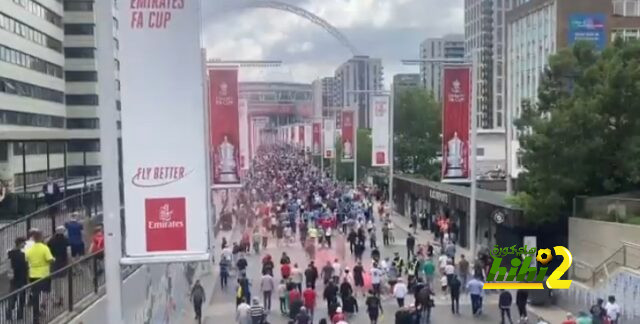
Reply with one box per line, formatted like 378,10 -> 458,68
401,57 -> 479,259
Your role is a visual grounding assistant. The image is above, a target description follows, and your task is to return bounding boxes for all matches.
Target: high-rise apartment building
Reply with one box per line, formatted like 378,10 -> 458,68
465,0 -> 512,130
1,0 -> 66,188
334,55 -> 383,128
0,0 -> 121,191
419,34 -> 465,102
506,0 -> 640,178
393,73 -> 420,95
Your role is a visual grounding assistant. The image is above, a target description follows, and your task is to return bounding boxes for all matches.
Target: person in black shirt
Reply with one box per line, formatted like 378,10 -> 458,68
353,262 -> 365,297
304,262 -> 318,290
499,289 -> 514,324
516,289 -> 529,321
339,277 -> 353,303
365,290 -> 383,324
6,237 -> 27,321
406,234 -> 416,260
449,274 -> 461,314
48,226 -> 69,306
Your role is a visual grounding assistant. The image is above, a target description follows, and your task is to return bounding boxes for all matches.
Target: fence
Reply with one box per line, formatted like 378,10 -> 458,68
573,195 -> 640,225
0,187 -> 102,273
570,241 -> 640,286
0,252 -> 139,324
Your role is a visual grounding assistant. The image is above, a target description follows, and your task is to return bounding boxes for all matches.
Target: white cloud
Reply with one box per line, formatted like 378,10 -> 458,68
202,0 -> 464,86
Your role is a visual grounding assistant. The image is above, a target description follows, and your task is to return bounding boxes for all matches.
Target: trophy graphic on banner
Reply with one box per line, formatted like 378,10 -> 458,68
343,140 -> 353,159
218,135 -> 238,182
446,132 -> 465,177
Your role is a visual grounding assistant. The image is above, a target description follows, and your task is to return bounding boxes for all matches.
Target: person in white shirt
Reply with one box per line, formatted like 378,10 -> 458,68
332,259 -> 341,283
22,228 -> 39,252
291,263 -> 304,292
393,278 -> 408,307
370,263 -> 383,296
605,295 -> 621,324
438,254 -> 450,274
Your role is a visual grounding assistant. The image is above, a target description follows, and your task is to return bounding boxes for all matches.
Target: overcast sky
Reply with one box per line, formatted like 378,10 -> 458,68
202,0 -> 463,88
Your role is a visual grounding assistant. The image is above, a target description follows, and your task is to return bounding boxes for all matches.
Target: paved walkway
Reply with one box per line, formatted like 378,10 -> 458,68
389,210 -> 569,324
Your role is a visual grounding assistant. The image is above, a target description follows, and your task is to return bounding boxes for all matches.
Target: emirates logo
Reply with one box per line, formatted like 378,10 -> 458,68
158,204 -> 173,222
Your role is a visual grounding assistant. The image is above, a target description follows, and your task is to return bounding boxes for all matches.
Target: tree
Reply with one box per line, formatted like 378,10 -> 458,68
394,88 -> 442,180
512,40 -> 640,223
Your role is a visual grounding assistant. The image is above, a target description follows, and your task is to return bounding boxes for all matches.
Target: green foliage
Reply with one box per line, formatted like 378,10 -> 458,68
515,40 -> 640,223
356,128 -> 372,181
394,88 -> 442,180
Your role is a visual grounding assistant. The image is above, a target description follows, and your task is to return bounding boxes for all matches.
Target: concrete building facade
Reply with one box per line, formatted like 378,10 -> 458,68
419,34 -> 465,102
334,55 -> 384,128
506,0 -> 640,178
392,73 -> 420,95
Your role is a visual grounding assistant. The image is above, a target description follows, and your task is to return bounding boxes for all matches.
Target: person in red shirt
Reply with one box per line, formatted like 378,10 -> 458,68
289,285 -> 301,309
302,285 -> 316,320
89,227 -> 105,255
331,307 -> 345,323
281,262 -> 292,280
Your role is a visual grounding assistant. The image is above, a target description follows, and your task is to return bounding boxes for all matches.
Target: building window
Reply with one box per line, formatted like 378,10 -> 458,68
64,23 -> 95,35
65,94 -> 99,106
0,77 -> 64,103
11,0 -> 63,27
68,139 -> 100,152
63,1 -> 93,11
66,118 -> 99,129
0,141 -> 7,162
0,13 -> 63,52
0,109 -> 65,128
116,100 -> 121,110
476,147 -> 485,156
65,71 -> 98,82
13,142 -> 65,156
0,45 -> 63,78
64,47 -> 95,58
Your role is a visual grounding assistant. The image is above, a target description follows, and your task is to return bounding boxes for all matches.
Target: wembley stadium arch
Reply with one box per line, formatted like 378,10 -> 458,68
213,0 -> 360,55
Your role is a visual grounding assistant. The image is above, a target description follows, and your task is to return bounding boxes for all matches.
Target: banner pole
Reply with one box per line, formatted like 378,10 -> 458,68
95,0 -> 122,322
469,57 -> 478,262
389,91 -> 394,213
353,108 -> 358,188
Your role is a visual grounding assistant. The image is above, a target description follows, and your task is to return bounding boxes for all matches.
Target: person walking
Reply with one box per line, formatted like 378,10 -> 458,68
444,240 -> 456,264
516,289 -> 529,322
322,261 -> 334,286
422,257 -> 435,287
406,233 -> 416,260
393,277 -> 408,307
236,298 -> 251,324
499,289 -> 514,324
6,237 -> 27,321
323,280 -> 339,311
457,254 -> 470,290
64,213 -> 85,260
249,298 -> 266,324
589,298 -> 606,324
295,306 -> 312,324
365,289 -> 383,324
302,284 -> 316,321
605,295 -> 621,324
410,212 -> 418,234
353,261 -> 365,297
369,263 -> 383,296
304,262 -> 318,290
277,279 -> 288,315
220,256 -> 230,290
292,263 -> 304,292
467,275 -> 485,316
191,280 -> 206,323
260,271 -> 275,311
25,230 -> 54,324
449,274 -> 461,315
47,226 -> 69,306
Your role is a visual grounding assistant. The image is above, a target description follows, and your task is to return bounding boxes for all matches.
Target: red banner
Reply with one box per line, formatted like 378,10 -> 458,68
209,68 -> 241,187
442,66 -> 471,180
312,122 -> 321,156
341,111 -> 355,161
145,197 -> 186,252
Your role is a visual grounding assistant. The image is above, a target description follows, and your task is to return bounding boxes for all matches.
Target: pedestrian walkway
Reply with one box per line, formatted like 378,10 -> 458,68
389,209 -> 569,323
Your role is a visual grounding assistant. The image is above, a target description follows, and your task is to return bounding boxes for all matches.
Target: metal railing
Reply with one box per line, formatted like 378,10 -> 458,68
0,187 -> 102,272
0,252 -> 139,324
570,241 -> 640,286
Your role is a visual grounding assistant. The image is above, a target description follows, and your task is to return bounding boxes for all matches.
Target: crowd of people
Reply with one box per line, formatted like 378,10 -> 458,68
6,213 -> 104,323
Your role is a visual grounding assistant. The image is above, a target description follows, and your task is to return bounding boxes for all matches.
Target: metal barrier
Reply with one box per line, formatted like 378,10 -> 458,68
570,241 -> 640,286
0,187 -> 102,272
0,252 -> 139,324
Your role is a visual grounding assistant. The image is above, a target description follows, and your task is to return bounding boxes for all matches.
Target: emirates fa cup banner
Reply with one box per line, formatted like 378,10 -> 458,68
119,0 -> 210,262
372,96 -> 390,166
323,118 -> 335,159
341,111 -> 355,161
209,67 -> 242,188
442,66 -> 471,180
299,125 -> 305,145
304,124 -> 312,152
312,122 -> 322,156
